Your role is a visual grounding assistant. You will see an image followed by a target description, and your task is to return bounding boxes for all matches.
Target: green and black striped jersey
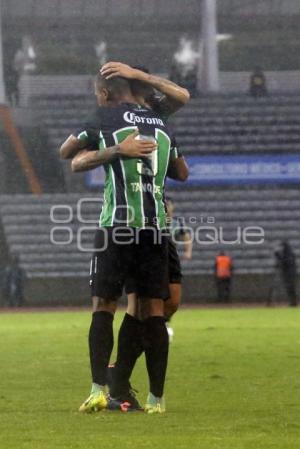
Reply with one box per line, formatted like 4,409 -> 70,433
77,103 -> 176,229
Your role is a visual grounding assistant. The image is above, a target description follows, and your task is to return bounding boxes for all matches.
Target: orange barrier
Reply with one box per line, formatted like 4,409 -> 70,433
0,105 -> 43,194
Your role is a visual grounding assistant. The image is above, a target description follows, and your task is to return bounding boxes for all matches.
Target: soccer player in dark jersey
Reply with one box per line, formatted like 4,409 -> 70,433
73,134 -> 187,411
91,64 -> 188,330
60,72 -> 189,414
102,66 -> 189,408
69,66 -> 189,412
70,65 -> 189,332
104,63 -> 189,331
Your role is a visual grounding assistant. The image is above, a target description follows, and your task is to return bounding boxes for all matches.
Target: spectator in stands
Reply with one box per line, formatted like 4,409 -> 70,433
214,251 -> 233,303
14,36 -> 37,75
13,36 -> 36,104
249,67 -> 268,97
170,35 -> 199,97
273,240 -> 297,307
2,255 -> 25,307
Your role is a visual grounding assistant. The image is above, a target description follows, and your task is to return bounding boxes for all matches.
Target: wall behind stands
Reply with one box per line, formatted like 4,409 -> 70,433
22,273 -> 300,306
2,0 -> 200,20
3,0 -> 300,19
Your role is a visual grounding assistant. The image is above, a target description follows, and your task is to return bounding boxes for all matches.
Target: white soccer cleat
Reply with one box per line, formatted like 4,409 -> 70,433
166,324 -> 174,343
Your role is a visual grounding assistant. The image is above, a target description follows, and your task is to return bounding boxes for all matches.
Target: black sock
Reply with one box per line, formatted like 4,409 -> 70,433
110,313 -> 144,398
144,316 -> 169,398
89,311 -> 114,386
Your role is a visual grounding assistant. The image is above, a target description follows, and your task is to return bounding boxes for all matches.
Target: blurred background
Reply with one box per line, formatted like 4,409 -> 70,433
0,0 -> 299,306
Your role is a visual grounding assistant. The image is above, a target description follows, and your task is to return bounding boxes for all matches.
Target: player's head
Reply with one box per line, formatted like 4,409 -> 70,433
94,73 -> 133,106
130,66 -> 156,107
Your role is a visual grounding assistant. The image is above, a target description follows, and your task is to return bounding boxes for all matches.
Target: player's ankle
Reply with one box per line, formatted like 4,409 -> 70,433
91,383 -> 106,394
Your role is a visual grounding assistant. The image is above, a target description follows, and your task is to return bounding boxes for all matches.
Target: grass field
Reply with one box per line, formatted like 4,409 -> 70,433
0,307 -> 300,449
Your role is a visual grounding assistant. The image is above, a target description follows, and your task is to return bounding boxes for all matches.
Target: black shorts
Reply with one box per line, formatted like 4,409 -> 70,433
90,227 -> 169,300
168,238 -> 183,284
125,237 -> 182,295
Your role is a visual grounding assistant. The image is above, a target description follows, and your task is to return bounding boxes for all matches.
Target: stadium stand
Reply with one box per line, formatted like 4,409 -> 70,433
30,93 -> 300,171
2,80 -> 300,302
3,0 -> 300,78
0,189 -> 299,282
171,95 -> 300,154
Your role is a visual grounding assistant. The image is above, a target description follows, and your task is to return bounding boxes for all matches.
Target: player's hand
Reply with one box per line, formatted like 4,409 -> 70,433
100,62 -> 139,80
118,129 -> 157,158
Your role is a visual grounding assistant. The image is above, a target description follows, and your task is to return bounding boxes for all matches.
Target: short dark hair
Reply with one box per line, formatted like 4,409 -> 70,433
95,73 -> 131,101
129,66 -> 155,102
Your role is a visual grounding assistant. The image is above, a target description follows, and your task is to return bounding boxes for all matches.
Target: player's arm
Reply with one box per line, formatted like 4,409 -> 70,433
72,148 -> 118,172
100,62 -> 190,114
72,129 -> 156,172
182,231 -> 193,260
167,156 -> 189,182
176,218 -> 193,260
60,110 -> 102,159
59,134 -> 87,159
167,137 -> 189,182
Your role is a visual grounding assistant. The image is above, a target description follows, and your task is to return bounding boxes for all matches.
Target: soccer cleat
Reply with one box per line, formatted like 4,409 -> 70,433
107,390 -> 144,412
144,393 -> 166,414
166,324 -> 174,343
79,390 -> 107,413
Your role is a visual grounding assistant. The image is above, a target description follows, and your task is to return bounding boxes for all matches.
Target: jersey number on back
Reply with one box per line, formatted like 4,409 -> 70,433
113,127 -> 170,178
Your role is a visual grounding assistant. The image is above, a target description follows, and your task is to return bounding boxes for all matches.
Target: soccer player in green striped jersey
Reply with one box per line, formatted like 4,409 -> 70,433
59,66 -> 189,409
61,74 -> 178,413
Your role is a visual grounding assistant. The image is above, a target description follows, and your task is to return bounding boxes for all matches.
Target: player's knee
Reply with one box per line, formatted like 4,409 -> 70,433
164,283 -> 182,317
126,293 -> 139,318
140,298 -> 165,319
92,296 -> 117,314
164,301 -> 179,319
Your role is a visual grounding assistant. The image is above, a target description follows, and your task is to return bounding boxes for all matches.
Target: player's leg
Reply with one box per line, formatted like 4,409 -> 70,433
110,293 -> 168,406
138,229 -> 169,414
109,281 -> 181,406
164,283 -> 181,318
141,297 -> 168,414
107,280 -> 144,410
79,228 -> 124,413
85,296 -> 116,410
121,238 -> 182,363
126,292 -> 139,317
108,293 -> 144,407
163,238 -> 183,341
110,229 -> 169,413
